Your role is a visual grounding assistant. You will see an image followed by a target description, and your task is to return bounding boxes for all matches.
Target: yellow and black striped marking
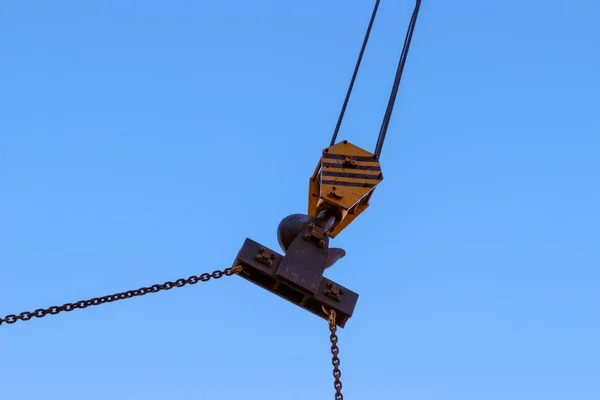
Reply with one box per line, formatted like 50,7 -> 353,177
308,141 -> 384,237
319,142 -> 383,211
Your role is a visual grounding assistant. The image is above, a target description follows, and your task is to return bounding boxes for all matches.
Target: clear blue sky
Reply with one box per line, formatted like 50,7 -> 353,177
1,1 -> 599,399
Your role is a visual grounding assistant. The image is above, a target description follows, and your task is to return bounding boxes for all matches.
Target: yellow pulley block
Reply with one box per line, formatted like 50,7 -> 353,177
308,140 -> 383,238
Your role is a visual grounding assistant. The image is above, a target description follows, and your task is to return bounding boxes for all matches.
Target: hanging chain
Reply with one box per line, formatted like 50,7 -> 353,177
4,267 -> 347,399
328,310 -> 343,400
0,265 -> 243,327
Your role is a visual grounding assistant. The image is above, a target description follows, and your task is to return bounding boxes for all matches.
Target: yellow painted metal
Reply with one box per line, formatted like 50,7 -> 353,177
308,141 -> 383,238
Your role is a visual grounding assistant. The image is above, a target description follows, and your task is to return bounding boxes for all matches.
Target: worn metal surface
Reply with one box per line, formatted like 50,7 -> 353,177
316,209 -> 338,231
276,223 -> 329,294
0,266 -> 243,327
277,213 -> 317,252
277,213 -> 345,269
234,238 -> 358,327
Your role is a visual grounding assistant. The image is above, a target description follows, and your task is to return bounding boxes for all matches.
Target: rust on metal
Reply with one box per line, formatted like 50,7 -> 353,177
256,247 -> 275,266
328,187 -> 345,199
324,282 -> 344,302
233,234 -> 358,327
343,156 -> 357,167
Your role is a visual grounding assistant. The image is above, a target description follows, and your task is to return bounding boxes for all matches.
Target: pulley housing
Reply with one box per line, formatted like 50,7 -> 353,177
308,140 -> 383,237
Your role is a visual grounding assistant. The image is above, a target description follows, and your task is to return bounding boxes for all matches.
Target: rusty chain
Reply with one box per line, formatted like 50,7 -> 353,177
0,265 -> 243,327
328,309 -> 343,400
2,265 -> 345,400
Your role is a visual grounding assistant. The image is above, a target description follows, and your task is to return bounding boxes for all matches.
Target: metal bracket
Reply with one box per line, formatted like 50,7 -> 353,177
232,238 -> 358,328
276,224 -> 328,294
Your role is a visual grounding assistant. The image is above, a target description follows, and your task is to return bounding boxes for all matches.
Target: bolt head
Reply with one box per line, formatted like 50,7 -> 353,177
328,188 -> 344,199
261,249 -> 272,259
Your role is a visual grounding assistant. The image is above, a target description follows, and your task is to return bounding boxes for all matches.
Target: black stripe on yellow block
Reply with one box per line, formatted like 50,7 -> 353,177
322,162 -> 381,171
322,170 -> 381,180
323,153 -> 378,162
321,179 -> 377,188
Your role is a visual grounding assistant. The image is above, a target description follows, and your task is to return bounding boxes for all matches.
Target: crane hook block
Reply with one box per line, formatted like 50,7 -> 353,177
309,140 -> 383,238
232,215 -> 358,328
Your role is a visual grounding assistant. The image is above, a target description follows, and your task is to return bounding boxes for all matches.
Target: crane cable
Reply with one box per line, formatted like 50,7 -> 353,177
329,0 -> 423,159
374,0 -> 422,158
330,0 -> 381,147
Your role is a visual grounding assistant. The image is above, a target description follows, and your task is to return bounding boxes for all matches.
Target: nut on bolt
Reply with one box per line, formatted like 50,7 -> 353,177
256,247 -> 274,266
328,187 -> 344,199
259,248 -> 273,259
324,282 -> 344,301
343,156 -> 357,167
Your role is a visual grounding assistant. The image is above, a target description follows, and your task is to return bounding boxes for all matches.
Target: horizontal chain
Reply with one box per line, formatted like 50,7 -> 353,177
0,266 -> 243,327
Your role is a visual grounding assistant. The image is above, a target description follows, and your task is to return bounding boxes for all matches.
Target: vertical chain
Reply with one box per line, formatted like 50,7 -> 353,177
328,310 -> 343,400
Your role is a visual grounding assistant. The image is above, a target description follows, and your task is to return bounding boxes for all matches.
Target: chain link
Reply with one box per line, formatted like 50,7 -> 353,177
0,266 -> 243,327
328,310 -> 343,400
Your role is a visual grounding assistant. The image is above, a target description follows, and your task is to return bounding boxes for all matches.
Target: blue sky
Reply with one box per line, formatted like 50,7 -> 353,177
1,1 -> 599,399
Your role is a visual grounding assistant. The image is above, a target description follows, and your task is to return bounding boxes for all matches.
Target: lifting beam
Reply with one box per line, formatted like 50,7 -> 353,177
232,212 -> 358,327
